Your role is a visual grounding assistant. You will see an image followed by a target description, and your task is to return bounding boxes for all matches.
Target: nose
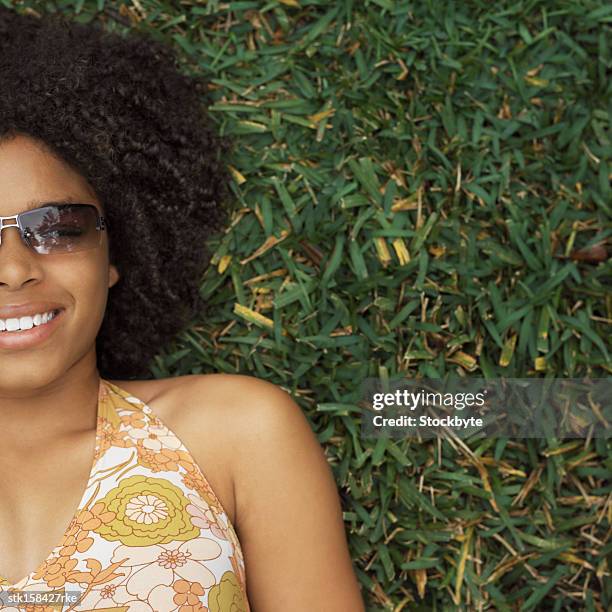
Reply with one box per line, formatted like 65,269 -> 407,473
0,218 -> 43,289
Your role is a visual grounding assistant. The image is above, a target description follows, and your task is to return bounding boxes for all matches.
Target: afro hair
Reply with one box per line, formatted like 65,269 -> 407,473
0,7 -> 234,379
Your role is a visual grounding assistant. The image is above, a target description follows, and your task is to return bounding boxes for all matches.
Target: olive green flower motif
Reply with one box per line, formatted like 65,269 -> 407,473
93,474 -> 200,545
208,571 -> 248,612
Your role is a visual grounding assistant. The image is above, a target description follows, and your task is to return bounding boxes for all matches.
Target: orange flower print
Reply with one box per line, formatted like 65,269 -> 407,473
152,449 -> 182,472
128,420 -> 182,452
120,411 -> 147,431
110,537 -> 222,600
31,556 -> 79,588
76,575 -> 156,610
173,578 -> 206,608
97,418 -> 132,455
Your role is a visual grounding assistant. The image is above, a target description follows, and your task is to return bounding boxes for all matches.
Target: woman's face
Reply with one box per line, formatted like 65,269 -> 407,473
0,134 -> 119,392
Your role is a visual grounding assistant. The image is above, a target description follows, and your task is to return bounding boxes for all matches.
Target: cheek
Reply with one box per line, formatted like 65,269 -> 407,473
49,256 -> 110,324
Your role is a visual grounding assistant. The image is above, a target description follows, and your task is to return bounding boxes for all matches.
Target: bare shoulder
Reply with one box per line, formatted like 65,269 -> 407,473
168,373 -> 314,450
186,373 -> 331,492
109,372 -> 301,429
180,373 -> 327,482
181,372 -> 297,410
107,371 -> 283,426
185,373 -> 309,432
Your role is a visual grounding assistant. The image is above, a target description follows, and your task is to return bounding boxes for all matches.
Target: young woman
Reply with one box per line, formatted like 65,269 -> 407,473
0,8 -> 364,612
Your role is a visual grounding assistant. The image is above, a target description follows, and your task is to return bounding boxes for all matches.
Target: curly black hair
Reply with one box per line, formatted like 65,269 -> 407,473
0,8 -> 234,380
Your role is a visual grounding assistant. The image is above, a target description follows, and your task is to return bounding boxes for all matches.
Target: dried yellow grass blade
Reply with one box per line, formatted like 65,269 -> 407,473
428,245 -> 446,258
391,195 -> 419,211
374,237 -> 392,268
240,229 -> 290,265
473,459 -> 499,512
535,356 -> 547,371
453,526 -> 473,605
217,254 -> 232,274
308,108 -> 335,123
244,268 -> 288,286
228,164 -> 246,185
566,452 -> 599,470
394,57 -> 409,81
499,333 -> 517,367
557,495 -> 604,506
596,556 -> 608,580
497,463 -> 527,478
392,238 -> 411,265
448,351 -> 478,371
512,465 -> 543,507
524,76 -> 549,87
557,552 -> 595,570
414,568 -> 427,599
233,303 -> 274,330
541,441 -> 582,457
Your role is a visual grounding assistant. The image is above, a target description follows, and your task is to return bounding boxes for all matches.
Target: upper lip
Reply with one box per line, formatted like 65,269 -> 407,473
0,302 -> 65,319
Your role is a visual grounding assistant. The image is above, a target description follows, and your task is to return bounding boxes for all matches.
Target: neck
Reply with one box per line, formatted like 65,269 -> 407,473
0,354 -> 101,446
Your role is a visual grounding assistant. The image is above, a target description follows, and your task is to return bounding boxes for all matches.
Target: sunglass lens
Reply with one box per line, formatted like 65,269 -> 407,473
22,205 -> 101,254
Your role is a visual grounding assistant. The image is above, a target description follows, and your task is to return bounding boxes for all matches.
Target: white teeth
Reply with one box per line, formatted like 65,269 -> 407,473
5,319 -> 20,331
19,316 -> 34,330
0,310 -> 58,332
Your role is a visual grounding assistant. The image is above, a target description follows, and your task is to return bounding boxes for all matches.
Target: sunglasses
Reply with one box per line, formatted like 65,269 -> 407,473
0,203 -> 107,255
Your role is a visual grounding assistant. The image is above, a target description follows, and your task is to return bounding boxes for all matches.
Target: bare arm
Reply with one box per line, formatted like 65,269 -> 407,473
224,375 -> 365,611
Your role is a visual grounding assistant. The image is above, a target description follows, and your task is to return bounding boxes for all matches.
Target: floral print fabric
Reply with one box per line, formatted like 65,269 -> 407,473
0,378 -> 250,612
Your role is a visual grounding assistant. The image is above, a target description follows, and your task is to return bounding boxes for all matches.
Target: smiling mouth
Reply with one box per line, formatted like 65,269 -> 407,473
0,308 -> 64,333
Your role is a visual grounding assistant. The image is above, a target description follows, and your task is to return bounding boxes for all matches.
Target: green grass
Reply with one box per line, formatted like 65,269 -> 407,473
9,0 -> 612,609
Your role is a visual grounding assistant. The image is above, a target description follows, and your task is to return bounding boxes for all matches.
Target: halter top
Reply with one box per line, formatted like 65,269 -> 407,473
0,378 -> 250,612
